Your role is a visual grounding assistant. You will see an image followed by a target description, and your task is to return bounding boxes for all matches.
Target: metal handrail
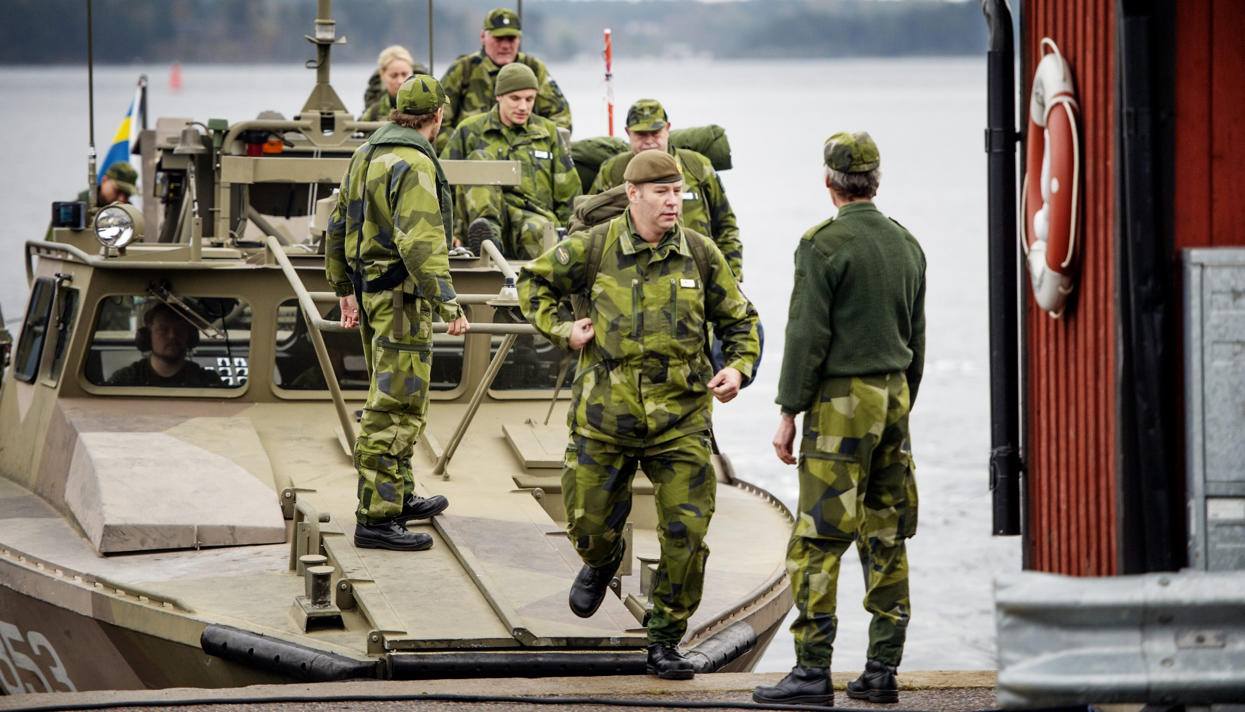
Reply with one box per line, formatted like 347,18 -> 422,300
266,236 -> 357,444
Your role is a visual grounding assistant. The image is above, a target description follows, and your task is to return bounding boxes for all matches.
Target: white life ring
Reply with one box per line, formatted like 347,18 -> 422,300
1020,38 -> 1081,318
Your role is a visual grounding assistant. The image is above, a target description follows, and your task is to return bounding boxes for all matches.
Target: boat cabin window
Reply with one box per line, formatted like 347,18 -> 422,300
488,331 -> 578,392
13,277 -> 79,384
85,296 -> 250,389
272,299 -> 463,392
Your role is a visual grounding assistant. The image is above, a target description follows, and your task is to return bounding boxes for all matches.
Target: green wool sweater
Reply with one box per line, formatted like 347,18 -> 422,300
775,200 -> 926,415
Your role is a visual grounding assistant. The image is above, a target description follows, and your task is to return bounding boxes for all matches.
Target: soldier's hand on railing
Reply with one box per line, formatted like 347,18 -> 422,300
446,315 -> 470,336
568,317 -> 595,350
339,294 -> 359,328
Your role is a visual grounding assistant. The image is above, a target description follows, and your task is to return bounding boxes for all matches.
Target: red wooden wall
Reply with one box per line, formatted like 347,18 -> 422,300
1174,1 -> 1245,251
1021,0 -> 1117,575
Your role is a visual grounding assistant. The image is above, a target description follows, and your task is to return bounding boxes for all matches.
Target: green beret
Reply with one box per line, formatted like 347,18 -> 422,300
484,8 -> 521,37
104,161 -> 137,195
396,74 -> 446,115
823,131 -> 880,173
494,62 -> 538,97
625,99 -> 668,132
624,149 -> 681,184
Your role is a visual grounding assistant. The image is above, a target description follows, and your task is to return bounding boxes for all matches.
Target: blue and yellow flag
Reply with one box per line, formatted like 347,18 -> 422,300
99,77 -> 146,178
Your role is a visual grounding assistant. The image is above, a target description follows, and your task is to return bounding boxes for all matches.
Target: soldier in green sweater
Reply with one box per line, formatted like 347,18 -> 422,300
753,132 -> 925,707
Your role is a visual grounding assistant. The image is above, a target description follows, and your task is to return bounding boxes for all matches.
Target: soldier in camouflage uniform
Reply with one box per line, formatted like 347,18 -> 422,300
441,62 -> 581,259
435,7 -> 572,152
360,45 -> 430,122
518,150 -> 760,680
591,100 -> 743,281
753,132 -> 925,707
326,75 -> 471,552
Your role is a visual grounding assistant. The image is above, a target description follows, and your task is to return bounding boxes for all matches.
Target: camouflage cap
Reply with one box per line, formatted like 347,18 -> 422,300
625,99 -> 668,132
494,62 -> 538,96
484,8 -> 521,37
823,131 -> 880,173
103,161 -> 138,195
396,74 -> 447,115
623,149 -> 681,184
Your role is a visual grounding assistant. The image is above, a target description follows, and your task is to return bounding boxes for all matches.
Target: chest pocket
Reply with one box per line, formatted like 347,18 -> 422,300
668,271 -> 706,350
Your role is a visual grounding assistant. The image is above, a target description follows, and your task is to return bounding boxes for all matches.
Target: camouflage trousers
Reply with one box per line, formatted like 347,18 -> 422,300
463,183 -> 557,260
354,290 -> 433,525
562,431 -> 716,645
788,373 -> 918,669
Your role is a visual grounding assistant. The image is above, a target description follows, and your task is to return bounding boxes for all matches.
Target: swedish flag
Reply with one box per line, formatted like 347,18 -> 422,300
99,76 -> 146,178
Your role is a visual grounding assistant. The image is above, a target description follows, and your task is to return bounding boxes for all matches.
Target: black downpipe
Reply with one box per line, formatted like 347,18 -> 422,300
1114,0 -> 1181,573
981,0 -> 1023,536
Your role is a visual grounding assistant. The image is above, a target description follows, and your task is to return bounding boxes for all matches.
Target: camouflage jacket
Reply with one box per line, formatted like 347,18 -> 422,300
360,92 -> 395,122
519,210 -> 760,447
440,106 -> 581,246
325,122 -> 463,322
591,147 -> 743,281
436,51 -> 572,152
776,201 -> 926,414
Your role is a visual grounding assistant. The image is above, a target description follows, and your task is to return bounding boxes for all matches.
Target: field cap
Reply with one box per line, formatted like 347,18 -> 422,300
626,99 -> 668,132
484,8 -> 521,37
823,131 -> 880,173
494,62 -> 538,96
396,74 -> 446,115
104,161 -> 138,195
624,149 -> 681,184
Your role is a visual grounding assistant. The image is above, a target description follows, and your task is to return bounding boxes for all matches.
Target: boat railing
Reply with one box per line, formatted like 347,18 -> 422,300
266,236 -> 537,470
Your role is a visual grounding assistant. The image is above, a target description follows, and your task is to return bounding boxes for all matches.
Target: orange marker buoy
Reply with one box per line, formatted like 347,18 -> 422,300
170,61 -> 183,92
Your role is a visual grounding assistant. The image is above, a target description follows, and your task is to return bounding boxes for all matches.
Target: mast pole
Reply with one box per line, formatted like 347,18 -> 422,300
604,29 -> 614,136
87,0 -> 98,205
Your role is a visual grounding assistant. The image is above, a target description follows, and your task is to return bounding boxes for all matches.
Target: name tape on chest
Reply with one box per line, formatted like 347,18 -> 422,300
532,149 -> 552,160
681,191 -> 698,201
680,278 -> 697,288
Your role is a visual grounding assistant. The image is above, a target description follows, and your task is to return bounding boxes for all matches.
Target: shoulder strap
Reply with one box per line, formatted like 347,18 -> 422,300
675,148 -> 711,183
572,222 -> 613,319
685,229 -> 712,287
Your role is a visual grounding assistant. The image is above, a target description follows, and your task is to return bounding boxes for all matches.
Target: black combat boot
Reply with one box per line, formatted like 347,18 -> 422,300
646,643 -> 695,680
395,494 -> 449,524
568,554 -> 623,618
846,659 -> 899,703
354,520 -> 433,551
752,664 -> 833,706
467,217 -> 500,256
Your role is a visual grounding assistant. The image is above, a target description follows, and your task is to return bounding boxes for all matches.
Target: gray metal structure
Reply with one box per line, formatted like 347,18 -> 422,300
1184,248 -> 1245,571
995,570 -> 1245,707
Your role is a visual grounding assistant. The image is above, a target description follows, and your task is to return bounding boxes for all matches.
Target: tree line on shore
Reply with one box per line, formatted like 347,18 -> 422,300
2,0 -> 987,66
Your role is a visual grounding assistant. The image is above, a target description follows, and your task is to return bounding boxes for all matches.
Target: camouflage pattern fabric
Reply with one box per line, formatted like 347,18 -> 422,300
360,92 -> 395,122
440,107 -> 581,258
353,290 -> 433,524
787,373 -> 917,668
324,120 -> 463,525
591,148 -> 743,281
325,122 -> 462,316
518,210 -> 760,448
436,51 -> 572,152
562,431 -> 716,645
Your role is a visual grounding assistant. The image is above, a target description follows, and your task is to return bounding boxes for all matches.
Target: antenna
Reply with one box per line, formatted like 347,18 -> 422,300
87,0 -> 98,206
428,0 -> 435,76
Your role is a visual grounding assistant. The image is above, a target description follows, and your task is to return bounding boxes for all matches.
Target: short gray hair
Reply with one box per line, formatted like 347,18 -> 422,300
825,165 -> 881,200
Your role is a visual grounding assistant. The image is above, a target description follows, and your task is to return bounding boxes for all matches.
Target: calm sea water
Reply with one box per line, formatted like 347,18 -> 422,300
0,57 -> 1018,673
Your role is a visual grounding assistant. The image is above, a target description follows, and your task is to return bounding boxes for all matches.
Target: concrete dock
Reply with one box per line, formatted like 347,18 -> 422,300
0,671 -> 998,711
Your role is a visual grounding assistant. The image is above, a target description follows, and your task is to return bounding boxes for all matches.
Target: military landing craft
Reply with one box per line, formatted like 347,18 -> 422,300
0,2 -> 792,694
